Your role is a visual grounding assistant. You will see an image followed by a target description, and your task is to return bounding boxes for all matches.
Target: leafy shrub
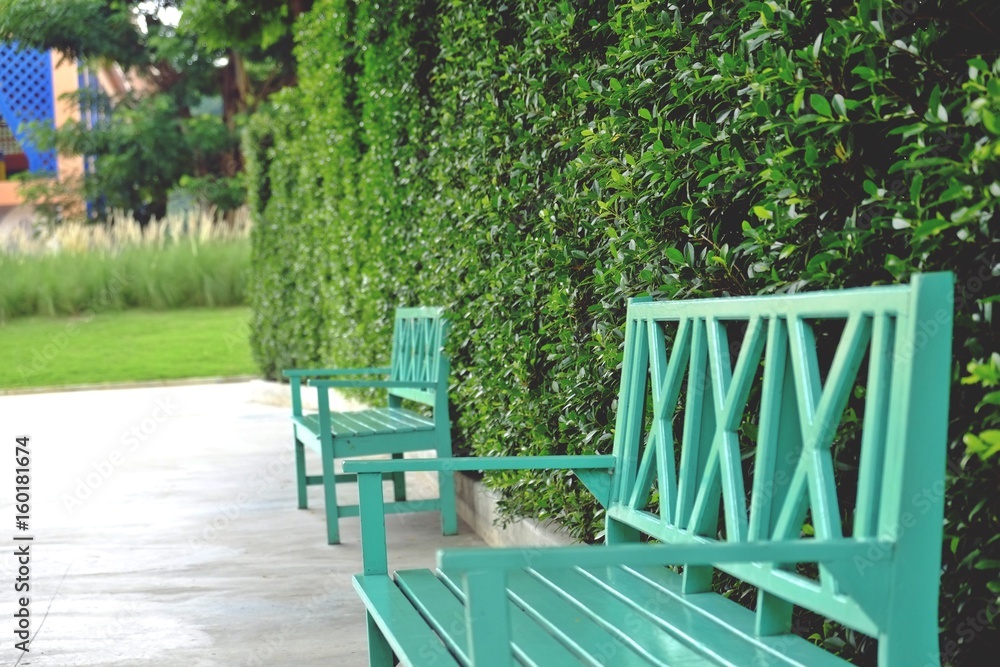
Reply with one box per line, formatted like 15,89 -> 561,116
247,1 -> 999,662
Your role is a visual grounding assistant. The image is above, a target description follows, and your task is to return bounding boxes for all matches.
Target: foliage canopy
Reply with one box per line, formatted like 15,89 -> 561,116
0,0 -> 310,221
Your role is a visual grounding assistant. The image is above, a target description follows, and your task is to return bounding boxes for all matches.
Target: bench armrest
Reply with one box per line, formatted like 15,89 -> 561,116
342,454 -> 616,474
308,379 -> 437,390
347,454 -> 615,511
282,367 -> 392,415
437,538 -> 891,571
282,367 -> 392,378
353,455 -> 617,577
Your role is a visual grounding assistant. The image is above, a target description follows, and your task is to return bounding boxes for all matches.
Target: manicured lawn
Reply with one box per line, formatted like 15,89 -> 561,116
0,307 -> 257,389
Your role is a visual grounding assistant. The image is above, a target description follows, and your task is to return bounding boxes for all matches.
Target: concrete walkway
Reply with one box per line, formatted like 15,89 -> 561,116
0,383 -> 483,666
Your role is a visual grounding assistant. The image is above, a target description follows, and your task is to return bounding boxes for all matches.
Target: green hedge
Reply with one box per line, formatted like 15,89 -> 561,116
246,1 -> 999,662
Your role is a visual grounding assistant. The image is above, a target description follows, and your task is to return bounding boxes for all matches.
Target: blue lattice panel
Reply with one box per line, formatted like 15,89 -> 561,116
0,42 -> 58,174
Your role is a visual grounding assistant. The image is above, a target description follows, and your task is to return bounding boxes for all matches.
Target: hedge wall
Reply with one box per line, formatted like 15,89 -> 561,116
245,1 -> 999,662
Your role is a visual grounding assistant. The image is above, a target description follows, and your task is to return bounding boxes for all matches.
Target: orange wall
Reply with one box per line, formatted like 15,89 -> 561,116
52,54 -> 84,185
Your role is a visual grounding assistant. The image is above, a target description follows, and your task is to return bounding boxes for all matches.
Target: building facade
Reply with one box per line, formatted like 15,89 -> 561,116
0,43 -> 87,208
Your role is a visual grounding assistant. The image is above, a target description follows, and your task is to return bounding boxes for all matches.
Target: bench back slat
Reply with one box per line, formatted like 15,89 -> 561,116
608,273 -> 953,652
388,306 -> 449,409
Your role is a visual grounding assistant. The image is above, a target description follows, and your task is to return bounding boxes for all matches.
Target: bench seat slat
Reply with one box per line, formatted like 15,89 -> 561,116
298,407 -> 436,439
393,570 -> 470,662
346,409 -> 416,434
330,411 -> 385,436
615,566 -> 850,667
535,566 -> 838,667
298,412 -> 367,437
353,574 -> 461,667
437,568 -> 600,667
395,569 -> 589,667
377,407 -> 436,430
500,570 -> 677,666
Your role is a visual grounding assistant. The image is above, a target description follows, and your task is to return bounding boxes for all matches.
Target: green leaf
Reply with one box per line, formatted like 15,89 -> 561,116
982,108 -> 1000,136
977,390 -> 1000,408
804,144 -> 818,165
978,430 -> 1000,447
852,65 -> 876,81
909,173 -> 924,205
964,431 -> 1000,460
665,247 -> 686,265
778,244 -> 797,259
968,57 -> 990,76
792,87 -> 806,113
831,94 -> 847,118
936,104 -> 948,123
638,108 -> 652,121
810,94 -> 832,118
912,217 -> 951,239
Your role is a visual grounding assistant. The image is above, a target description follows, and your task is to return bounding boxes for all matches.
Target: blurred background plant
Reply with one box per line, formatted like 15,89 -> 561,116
0,208 -> 250,321
0,0 -> 312,224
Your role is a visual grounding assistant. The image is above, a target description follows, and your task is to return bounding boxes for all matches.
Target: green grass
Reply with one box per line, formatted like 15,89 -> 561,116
0,307 -> 257,389
0,240 -> 250,321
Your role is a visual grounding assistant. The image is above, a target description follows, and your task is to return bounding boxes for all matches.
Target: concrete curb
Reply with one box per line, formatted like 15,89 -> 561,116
248,379 -> 578,548
245,378 -> 367,412
0,374 -> 259,396
454,472 -> 577,547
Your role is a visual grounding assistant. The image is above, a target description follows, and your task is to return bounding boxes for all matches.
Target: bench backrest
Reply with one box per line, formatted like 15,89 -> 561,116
388,306 -> 449,411
607,273 -> 953,660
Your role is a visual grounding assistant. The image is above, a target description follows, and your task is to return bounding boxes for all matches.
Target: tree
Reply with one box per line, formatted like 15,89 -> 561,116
0,0 -> 309,223
176,0 -> 313,186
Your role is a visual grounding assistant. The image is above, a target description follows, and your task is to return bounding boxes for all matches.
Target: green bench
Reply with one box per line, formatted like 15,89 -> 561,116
344,273 -> 954,666
283,306 -> 457,545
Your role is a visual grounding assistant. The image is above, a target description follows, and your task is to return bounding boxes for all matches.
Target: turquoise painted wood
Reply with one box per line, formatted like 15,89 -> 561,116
343,274 -> 954,666
282,307 -> 456,545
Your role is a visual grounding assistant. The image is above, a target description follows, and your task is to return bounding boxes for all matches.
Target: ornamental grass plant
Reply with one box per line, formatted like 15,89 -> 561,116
0,209 -> 251,321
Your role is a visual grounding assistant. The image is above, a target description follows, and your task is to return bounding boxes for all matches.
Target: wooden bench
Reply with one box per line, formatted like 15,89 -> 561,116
283,306 -> 457,545
343,273 -> 954,666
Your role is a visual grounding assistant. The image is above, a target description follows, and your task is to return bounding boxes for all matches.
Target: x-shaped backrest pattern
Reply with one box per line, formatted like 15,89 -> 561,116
390,308 -> 446,385
607,277 -> 953,646
617,311 -> 891,547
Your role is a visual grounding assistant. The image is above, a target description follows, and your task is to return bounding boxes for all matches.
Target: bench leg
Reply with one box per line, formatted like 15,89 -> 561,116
294,437 -> 308,510
320,437 -> 340,545
391,452 -> 406,502
438,466 -> 458,536
366,612 -> 395,666
879,612 -> 941,666
605,515 -> 640,543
